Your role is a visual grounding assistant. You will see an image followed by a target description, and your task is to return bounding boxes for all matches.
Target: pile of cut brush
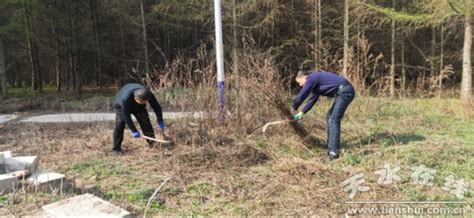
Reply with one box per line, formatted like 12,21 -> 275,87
237,75 -> 327,149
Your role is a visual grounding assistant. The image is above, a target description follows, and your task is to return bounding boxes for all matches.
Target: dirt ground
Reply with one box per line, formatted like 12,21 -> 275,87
1,119 -> 347,216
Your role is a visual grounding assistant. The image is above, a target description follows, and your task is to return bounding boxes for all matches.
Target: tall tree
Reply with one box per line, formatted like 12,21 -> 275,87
439,22 -> 444,89
0,37 -> 6,100
25,0 -> 42,93
140,0 -> 150,76
342,0 -> 349,77
73,0 -> 81,94
313,0 -> 320,70
430,26 -> 436,78
401,29 -> 406,93
50,0 -> 62,92
390,0 -> 396,97
232,0 -> 241,127
90,0 -> 102,88
66,0 -> 75,91
460,12 -> 472,100
317,0 -> 322,69
416,0 -> 473,100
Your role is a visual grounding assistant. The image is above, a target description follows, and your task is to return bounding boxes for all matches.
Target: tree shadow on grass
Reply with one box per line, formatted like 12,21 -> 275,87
348,132 -> 426,148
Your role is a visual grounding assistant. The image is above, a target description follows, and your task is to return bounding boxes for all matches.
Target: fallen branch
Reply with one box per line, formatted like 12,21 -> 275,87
143,176 -> 171,217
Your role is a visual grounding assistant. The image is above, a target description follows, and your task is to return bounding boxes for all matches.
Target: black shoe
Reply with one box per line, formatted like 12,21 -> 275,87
327,151 -> 339,160
112,149 -> 124,155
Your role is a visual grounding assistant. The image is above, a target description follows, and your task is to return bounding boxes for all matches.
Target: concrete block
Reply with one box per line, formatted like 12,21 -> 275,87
42,193 -> 131,217
26,169 -> 65,191
0,174 -> 19,193
0,151 -> 12,165
0,151 -> 13,174
4,156 -> 39,175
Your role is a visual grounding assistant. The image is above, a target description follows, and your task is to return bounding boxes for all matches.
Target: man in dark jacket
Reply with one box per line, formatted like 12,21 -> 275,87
291,70 -> 355,160
113,83 -> 165,154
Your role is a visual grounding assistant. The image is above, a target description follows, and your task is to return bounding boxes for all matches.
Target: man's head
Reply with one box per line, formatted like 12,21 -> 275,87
133,88 -> 152,105
295,70 -> 310,87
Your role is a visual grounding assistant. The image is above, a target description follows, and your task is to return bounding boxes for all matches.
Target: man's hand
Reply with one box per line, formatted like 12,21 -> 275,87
158,121 -> 165,129
132,131 -> 141,138
292,112 -> 304,120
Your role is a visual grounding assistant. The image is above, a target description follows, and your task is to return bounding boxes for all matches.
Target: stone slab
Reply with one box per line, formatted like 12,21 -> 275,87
4,156 -> 39,175
0,151 -> 12,174
0,174 -> 19,193
0,151 -> 12,164
42,193 -> 131,217
26,169 -> 65,190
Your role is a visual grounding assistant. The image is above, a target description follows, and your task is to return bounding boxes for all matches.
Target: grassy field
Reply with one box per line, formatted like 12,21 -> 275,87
0,96 -> 472,216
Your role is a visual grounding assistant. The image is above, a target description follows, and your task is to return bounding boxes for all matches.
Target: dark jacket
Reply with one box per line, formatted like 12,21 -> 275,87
115,83 -> 163,132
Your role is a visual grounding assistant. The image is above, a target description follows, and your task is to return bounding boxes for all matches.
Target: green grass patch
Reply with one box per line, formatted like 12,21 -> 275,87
68,159 -> 128,180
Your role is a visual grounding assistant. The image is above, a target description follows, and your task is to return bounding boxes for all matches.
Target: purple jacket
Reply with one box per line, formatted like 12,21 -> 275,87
292,71 -> 350,113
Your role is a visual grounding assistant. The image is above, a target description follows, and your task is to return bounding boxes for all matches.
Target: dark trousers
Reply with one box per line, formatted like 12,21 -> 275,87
326,85 -> 355,154
113,107 -> 155,151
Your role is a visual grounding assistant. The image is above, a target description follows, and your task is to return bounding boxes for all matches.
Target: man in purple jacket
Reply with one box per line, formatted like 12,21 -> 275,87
291,70 -> 355,160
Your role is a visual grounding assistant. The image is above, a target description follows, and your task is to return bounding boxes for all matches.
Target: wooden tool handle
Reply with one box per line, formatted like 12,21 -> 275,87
142,135 -> 171,143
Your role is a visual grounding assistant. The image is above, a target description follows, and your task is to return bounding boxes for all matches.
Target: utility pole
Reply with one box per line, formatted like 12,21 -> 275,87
214,0 -> 225,125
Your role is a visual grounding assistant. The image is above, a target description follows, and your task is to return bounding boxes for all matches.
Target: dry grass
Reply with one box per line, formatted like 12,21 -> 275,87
0,120 -> 342,216
0,95 -> 473,216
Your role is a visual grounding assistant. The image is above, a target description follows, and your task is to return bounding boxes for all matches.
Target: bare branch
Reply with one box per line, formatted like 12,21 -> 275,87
447,1 -> 461,14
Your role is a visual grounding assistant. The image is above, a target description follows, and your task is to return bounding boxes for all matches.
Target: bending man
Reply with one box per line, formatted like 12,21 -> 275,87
113,83 -> 165,154
292,70 -> 355,160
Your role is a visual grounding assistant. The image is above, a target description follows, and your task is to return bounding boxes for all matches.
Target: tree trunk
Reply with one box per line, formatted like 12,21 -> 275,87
439,24 -> 444,90
26,17 -> 36,92
140,0 -> 150,76
0,38 -> 6,100
66,0 -> 81,94
67,2 -> 76,91
401,30 -> 406,94
342,0 -> 349,77
73,0 -> 81,94
120,17 -> 126,87
232,0 -> 241,128
52,0 -> 61,92
90,0 -> 102,88
356,10 -> 361,85
314,0 -> 319,70
460,14 -> 472,101
400,0 -> 406,94
389,0 -> 396,97
25,2 -> 40,94
33,35 -> 42,93
430,26 -> 436,78
318,0 -> 322,68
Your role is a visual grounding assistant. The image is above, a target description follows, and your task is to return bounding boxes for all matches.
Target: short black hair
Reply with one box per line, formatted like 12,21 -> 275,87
133,88 -> 152,101
296,70 -> 311,78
